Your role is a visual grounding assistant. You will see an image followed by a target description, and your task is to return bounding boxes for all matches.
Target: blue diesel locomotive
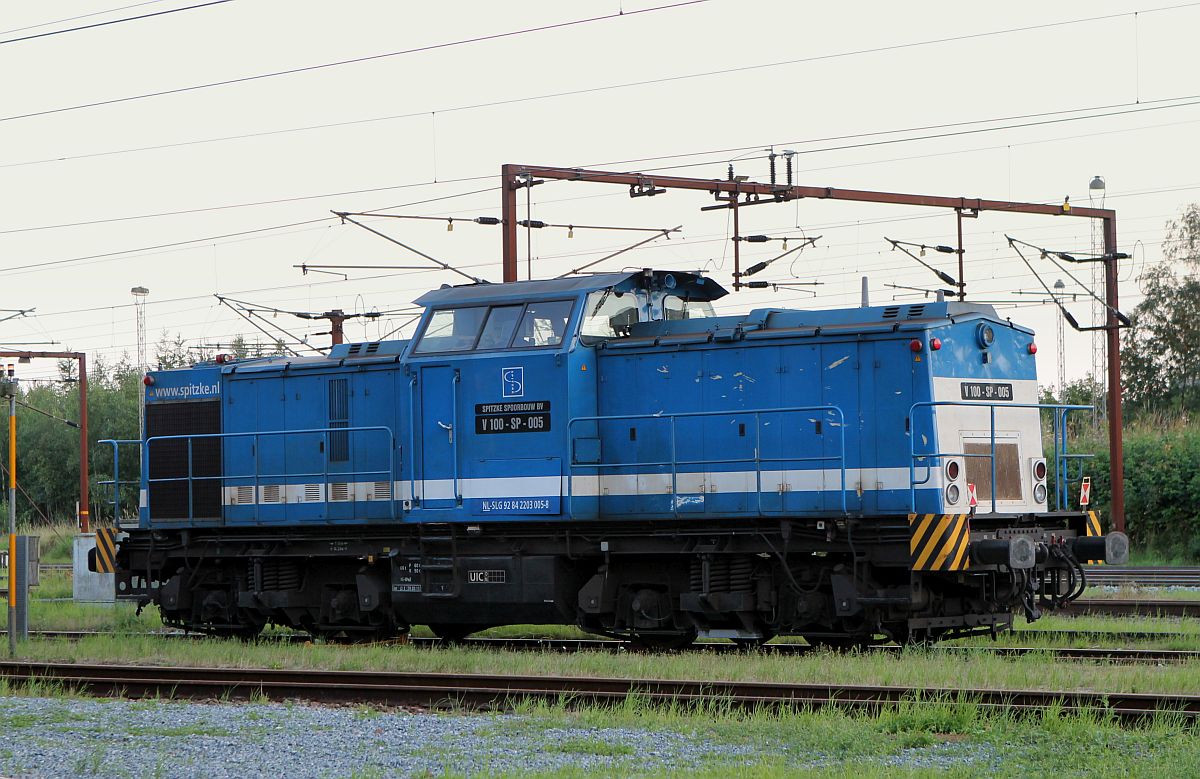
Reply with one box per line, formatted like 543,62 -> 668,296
107,269 -> 1127,645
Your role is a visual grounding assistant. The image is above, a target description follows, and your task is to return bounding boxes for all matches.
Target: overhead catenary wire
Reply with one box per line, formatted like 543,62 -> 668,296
0,1 -> 710,125
556,226 -> 683,278
0,1 -> 171,36
3,4 -> 1199,170
333,212 -> 486,284
1005,236 -> 1132,330
0,0 -> 233,46
4,96 -> 1200,243
215,296 -> 310,356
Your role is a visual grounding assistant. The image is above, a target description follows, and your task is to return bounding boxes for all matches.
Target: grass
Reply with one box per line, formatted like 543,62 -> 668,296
483,696 -> 1200,777
4,628 -> 1200,697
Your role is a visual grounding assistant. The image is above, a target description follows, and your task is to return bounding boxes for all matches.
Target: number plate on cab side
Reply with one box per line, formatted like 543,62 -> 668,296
474,400 -> 552,434
960,382 -> 1014,401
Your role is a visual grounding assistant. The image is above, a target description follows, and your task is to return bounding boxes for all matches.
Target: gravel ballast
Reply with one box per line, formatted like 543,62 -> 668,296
0,695 -> 756,777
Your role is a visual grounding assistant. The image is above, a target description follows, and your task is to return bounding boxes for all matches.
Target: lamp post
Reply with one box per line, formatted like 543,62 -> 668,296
1087,177 -> 1106,425
131,287 -> 149,442
1053,279 -> 1067,395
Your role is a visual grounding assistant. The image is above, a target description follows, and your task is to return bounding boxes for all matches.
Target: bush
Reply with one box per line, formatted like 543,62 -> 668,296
1050,417 -> 1200,559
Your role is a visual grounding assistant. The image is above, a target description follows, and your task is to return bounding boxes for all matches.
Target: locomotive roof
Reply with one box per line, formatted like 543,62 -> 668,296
413,270 -> 727,307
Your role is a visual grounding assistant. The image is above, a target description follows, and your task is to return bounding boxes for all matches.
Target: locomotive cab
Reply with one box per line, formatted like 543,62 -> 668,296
405,271 -> 724,519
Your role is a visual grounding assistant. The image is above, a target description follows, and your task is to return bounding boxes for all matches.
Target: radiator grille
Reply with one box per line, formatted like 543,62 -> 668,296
147,400 -> 221,520
964,441 -> 1022,502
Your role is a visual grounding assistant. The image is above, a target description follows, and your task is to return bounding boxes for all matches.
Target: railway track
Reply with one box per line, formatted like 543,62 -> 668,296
1064,598 -> 1200,618
1085,566 -> 1200,588
6,630 -> 1199,664
0,660 -> 1194,722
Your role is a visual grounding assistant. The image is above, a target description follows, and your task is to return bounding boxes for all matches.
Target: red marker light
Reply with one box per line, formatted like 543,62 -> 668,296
1028,343 -> 1038,354
214,353 -> 230,364
930,337 -> 942,351
142,375 -> 154,386
909,339 -> 923,352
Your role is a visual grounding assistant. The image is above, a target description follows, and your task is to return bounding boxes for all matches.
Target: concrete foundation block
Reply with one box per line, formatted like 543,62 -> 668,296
73,534 -> 114,603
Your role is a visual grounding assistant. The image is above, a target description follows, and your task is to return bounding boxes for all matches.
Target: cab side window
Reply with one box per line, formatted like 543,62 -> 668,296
513,300 -> 574,348
476,305 -> 523,350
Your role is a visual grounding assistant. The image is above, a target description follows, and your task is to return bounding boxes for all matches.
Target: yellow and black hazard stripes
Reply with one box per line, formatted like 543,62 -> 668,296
1086,510 -> 1103,538
908,514 -> 971,571
93,527 -> 117,574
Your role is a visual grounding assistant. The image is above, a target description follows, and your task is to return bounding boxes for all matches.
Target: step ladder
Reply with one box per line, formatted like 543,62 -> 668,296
418,523 -> 460,598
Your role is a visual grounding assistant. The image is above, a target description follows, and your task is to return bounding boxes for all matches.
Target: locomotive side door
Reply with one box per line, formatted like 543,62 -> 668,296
418,365 -> 459,509
872,339 -> 916,511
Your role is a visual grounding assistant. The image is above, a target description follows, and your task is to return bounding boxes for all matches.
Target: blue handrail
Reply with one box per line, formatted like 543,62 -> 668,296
96,438 -> 141,523
907,401 -> 1092,513
566,405 -> 848,517
145,426 -> 397,522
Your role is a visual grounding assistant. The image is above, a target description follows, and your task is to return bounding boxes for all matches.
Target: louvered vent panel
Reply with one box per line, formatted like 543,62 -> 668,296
882,306 -> 900,319
235,486 -> 255,505
330,482 -> 351,502
373,481 -> 392,501
907,304 -> 927,318
262,484 -> 282,504
303,484 -> 322,502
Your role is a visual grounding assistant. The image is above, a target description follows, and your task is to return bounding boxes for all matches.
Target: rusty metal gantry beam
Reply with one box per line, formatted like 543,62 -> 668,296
499,163 -> 1126,531
0,352 -> 90,532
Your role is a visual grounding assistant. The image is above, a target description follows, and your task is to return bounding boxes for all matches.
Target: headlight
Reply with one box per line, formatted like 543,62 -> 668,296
945,484 -> 961,505
1033,483 -> 1048,504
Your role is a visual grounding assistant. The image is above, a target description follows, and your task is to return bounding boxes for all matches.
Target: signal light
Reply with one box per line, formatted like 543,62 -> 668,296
142,375 -> 154,386
214,353 -> 231,364
1034,460 -> 1047,481
930,337 -> 942,351
1028,343 -> 1038,354
946,460 -> 961,481
945,484 -> 961,505
909,339 -> 923,352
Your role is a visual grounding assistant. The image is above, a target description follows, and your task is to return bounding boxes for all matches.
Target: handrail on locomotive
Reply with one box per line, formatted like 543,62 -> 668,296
138,426 -> 397,522
96,438 -> 141,527
907,401 -> 1093,513
567,404 -> 848,517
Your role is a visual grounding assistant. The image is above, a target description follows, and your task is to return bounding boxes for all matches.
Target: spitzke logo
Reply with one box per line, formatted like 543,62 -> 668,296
502,366 -> 524,398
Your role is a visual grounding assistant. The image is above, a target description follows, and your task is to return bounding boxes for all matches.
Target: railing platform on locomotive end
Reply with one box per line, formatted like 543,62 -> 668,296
907,402 -> 1093,514
97,438 -> 142,529
129,426 -> 397,524
567,405 -> 848,518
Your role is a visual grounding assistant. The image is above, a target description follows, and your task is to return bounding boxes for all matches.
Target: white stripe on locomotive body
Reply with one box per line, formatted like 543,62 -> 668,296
929,377 -> 1044,512
218,468 -> 938,506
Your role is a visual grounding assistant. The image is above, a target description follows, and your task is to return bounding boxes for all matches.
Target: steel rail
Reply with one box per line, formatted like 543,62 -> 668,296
0,661 -> 1195,721
5,631 -> 1200,664
1064,599 -> 1200,618
1084,566 -> 1200,588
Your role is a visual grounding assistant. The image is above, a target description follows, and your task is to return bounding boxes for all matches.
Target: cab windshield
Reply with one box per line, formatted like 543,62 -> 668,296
580,288 -> 714,344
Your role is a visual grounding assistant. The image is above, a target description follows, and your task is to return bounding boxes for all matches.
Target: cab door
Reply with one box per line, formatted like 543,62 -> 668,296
418,365 -> 459,510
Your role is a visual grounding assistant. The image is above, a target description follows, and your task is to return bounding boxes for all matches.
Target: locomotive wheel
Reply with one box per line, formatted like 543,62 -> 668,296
629,628 -> 697,651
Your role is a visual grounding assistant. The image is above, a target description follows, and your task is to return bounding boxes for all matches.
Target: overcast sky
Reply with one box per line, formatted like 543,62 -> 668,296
1,0 -> 1196,386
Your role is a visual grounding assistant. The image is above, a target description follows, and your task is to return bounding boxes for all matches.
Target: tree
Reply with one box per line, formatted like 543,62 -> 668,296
1121,204 -> 1200,412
